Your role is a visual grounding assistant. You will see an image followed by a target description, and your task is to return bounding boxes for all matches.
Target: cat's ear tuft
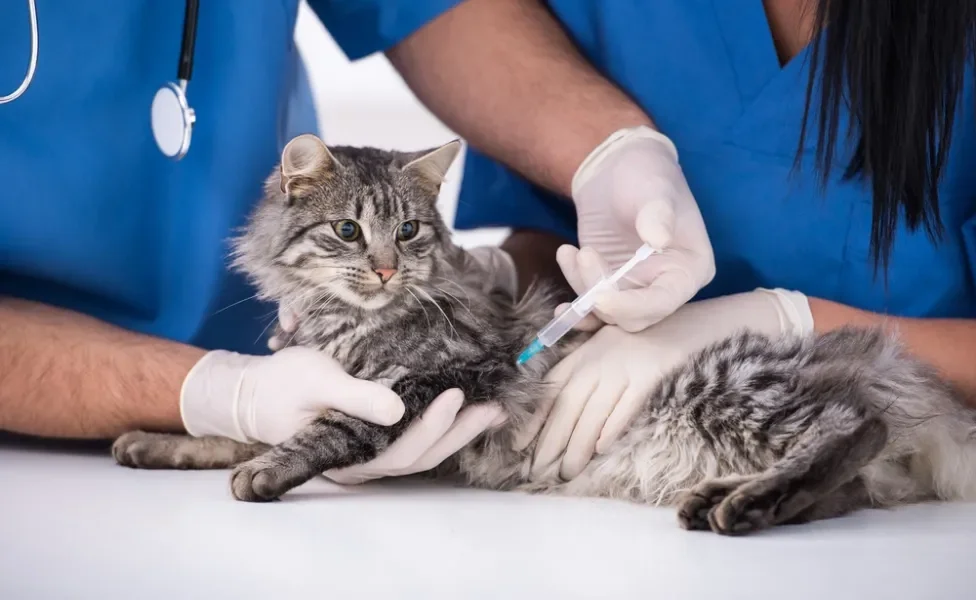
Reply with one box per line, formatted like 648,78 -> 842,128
402,139 -> 462,194
279,134 -> 340,199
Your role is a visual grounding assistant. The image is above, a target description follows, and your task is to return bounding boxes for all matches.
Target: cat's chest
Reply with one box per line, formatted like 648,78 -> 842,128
292,316 -> 428,383
295,318 -> 365,366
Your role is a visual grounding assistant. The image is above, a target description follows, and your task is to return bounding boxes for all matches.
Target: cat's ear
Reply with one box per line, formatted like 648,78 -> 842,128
279,134 -> 340,199
402,139 -> 462,194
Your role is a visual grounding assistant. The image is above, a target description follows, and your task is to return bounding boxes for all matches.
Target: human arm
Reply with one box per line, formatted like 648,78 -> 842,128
523,286 -> 976,481
807,297 -> 976,399
386,0 -> 651,197
0,296 -> 449,452
0,296 -> 198,438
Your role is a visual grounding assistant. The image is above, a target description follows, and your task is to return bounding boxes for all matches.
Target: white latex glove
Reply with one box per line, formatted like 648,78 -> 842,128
518,287 -> 814,481
180,346 -> 409,446
564,125 -> 715,332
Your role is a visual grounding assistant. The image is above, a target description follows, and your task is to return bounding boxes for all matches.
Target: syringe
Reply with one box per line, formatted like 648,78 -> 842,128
516,243 -> 658,365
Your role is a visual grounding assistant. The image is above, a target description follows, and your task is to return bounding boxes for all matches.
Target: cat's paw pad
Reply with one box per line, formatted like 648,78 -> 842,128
677,486 -> 732,531
112,431 -> 160,468
707,491 -> 772,536
677,477 -> 754,532
230,459 -> 289,502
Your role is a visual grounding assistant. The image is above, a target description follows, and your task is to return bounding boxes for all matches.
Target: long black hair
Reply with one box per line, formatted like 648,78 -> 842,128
798,1 -> 976,273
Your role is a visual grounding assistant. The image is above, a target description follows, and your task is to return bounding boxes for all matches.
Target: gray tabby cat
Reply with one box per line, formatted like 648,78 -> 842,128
113,134 -> 976,535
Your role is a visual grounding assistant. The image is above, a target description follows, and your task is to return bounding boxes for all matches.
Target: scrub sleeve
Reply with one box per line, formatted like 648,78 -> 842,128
308,0 -> 464,60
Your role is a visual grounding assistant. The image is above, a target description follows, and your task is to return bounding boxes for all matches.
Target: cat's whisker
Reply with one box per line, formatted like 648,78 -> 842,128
404,286 -> 433,330
412,285 -> 459,339
435,277 -> 473,302
212,293 -> 260,316
431,284 -> 479,324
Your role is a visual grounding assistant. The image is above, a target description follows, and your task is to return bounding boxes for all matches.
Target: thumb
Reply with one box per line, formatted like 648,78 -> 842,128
635,200 -> 675,250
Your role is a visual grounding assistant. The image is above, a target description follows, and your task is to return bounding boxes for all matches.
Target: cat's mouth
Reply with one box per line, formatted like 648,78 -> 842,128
342,277 -> 408,310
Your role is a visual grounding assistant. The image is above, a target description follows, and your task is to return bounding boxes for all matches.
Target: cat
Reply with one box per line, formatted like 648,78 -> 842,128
112,133 -> 976,535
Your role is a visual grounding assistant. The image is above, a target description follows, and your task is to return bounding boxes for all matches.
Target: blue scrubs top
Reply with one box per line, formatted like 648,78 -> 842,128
456,1 -> 976,319
0,0 -> 456,354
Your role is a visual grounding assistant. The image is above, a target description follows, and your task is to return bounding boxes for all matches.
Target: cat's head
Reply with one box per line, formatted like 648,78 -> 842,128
233,134 -> 462,311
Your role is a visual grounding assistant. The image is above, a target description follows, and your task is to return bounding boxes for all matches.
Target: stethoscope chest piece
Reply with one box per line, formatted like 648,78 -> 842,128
151,81 -> 195,160
152,0 -> 199,160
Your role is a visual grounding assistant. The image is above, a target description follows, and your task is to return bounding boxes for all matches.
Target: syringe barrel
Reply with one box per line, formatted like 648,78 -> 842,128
537,305 -> 585,346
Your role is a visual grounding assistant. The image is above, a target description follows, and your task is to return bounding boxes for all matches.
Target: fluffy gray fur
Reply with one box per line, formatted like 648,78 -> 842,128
113,134 -> 976,536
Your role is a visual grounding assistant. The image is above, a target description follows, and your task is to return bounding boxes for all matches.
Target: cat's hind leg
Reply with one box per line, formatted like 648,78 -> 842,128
677,417 -> 887,535
112,431 -> 268,469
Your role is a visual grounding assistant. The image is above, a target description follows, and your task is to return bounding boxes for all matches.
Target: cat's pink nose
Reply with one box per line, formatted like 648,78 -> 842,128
374,268 -> 398,284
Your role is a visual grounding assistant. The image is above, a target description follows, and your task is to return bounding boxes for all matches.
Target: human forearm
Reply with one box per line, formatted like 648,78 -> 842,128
387,0 -> 652,197
0,296 -> 202,438
808,297 -> 976,404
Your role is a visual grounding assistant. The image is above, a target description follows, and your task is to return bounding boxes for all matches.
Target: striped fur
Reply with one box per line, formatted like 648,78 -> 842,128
113,136 -> 976,535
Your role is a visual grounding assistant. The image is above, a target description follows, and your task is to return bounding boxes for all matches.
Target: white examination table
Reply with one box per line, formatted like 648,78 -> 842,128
1,436 -> 974,599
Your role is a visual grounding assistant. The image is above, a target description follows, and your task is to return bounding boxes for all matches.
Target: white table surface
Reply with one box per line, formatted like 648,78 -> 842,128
2,436 -> 975,600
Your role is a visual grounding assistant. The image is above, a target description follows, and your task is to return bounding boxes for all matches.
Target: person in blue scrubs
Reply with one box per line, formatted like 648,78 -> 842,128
440,1 -> 976,480
0,0 -> 709,481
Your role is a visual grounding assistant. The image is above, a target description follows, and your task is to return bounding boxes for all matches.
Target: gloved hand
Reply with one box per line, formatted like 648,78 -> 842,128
261,295 -> 507,484
180,346 -> 410,446
563,125 -> 715,332
517,287 -> 814,481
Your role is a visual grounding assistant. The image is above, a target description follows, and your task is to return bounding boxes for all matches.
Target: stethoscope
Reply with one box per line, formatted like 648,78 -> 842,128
1,0 -> 201,161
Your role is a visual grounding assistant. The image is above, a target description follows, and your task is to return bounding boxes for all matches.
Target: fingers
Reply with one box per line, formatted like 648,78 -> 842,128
556,244 -> 587,296
407,403 -> 506,474
594,269 -> 696,332
634,199 -> 675,250
267,335 -> 284,352
595,384 -> 647,454
268,304 -> 298,351
278,304 -> 297,332
324,389 -> 464,485
513,346 -> 582,452
558,376 -> 627,480
530,365 -> 599,479
305,357 -> 407,425
556,245 -> 619,327
553,303 -> 602,332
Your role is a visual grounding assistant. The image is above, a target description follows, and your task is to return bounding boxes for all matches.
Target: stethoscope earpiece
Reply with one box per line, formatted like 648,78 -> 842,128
151,0 -> 200,160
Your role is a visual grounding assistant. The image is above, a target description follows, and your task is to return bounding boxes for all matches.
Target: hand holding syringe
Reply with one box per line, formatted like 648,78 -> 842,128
517,243 -> 659,365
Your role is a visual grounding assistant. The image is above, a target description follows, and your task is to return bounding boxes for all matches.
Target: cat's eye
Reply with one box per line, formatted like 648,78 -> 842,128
397,220 -> 420,241
332,220 -> 361,242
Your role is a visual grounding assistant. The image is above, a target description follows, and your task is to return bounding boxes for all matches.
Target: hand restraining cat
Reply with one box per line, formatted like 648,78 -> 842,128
113,133 -> 976,536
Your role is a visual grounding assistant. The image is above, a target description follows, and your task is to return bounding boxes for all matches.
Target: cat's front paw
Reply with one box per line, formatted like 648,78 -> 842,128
230,457 -> 291,502
112,431 -> 170,469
